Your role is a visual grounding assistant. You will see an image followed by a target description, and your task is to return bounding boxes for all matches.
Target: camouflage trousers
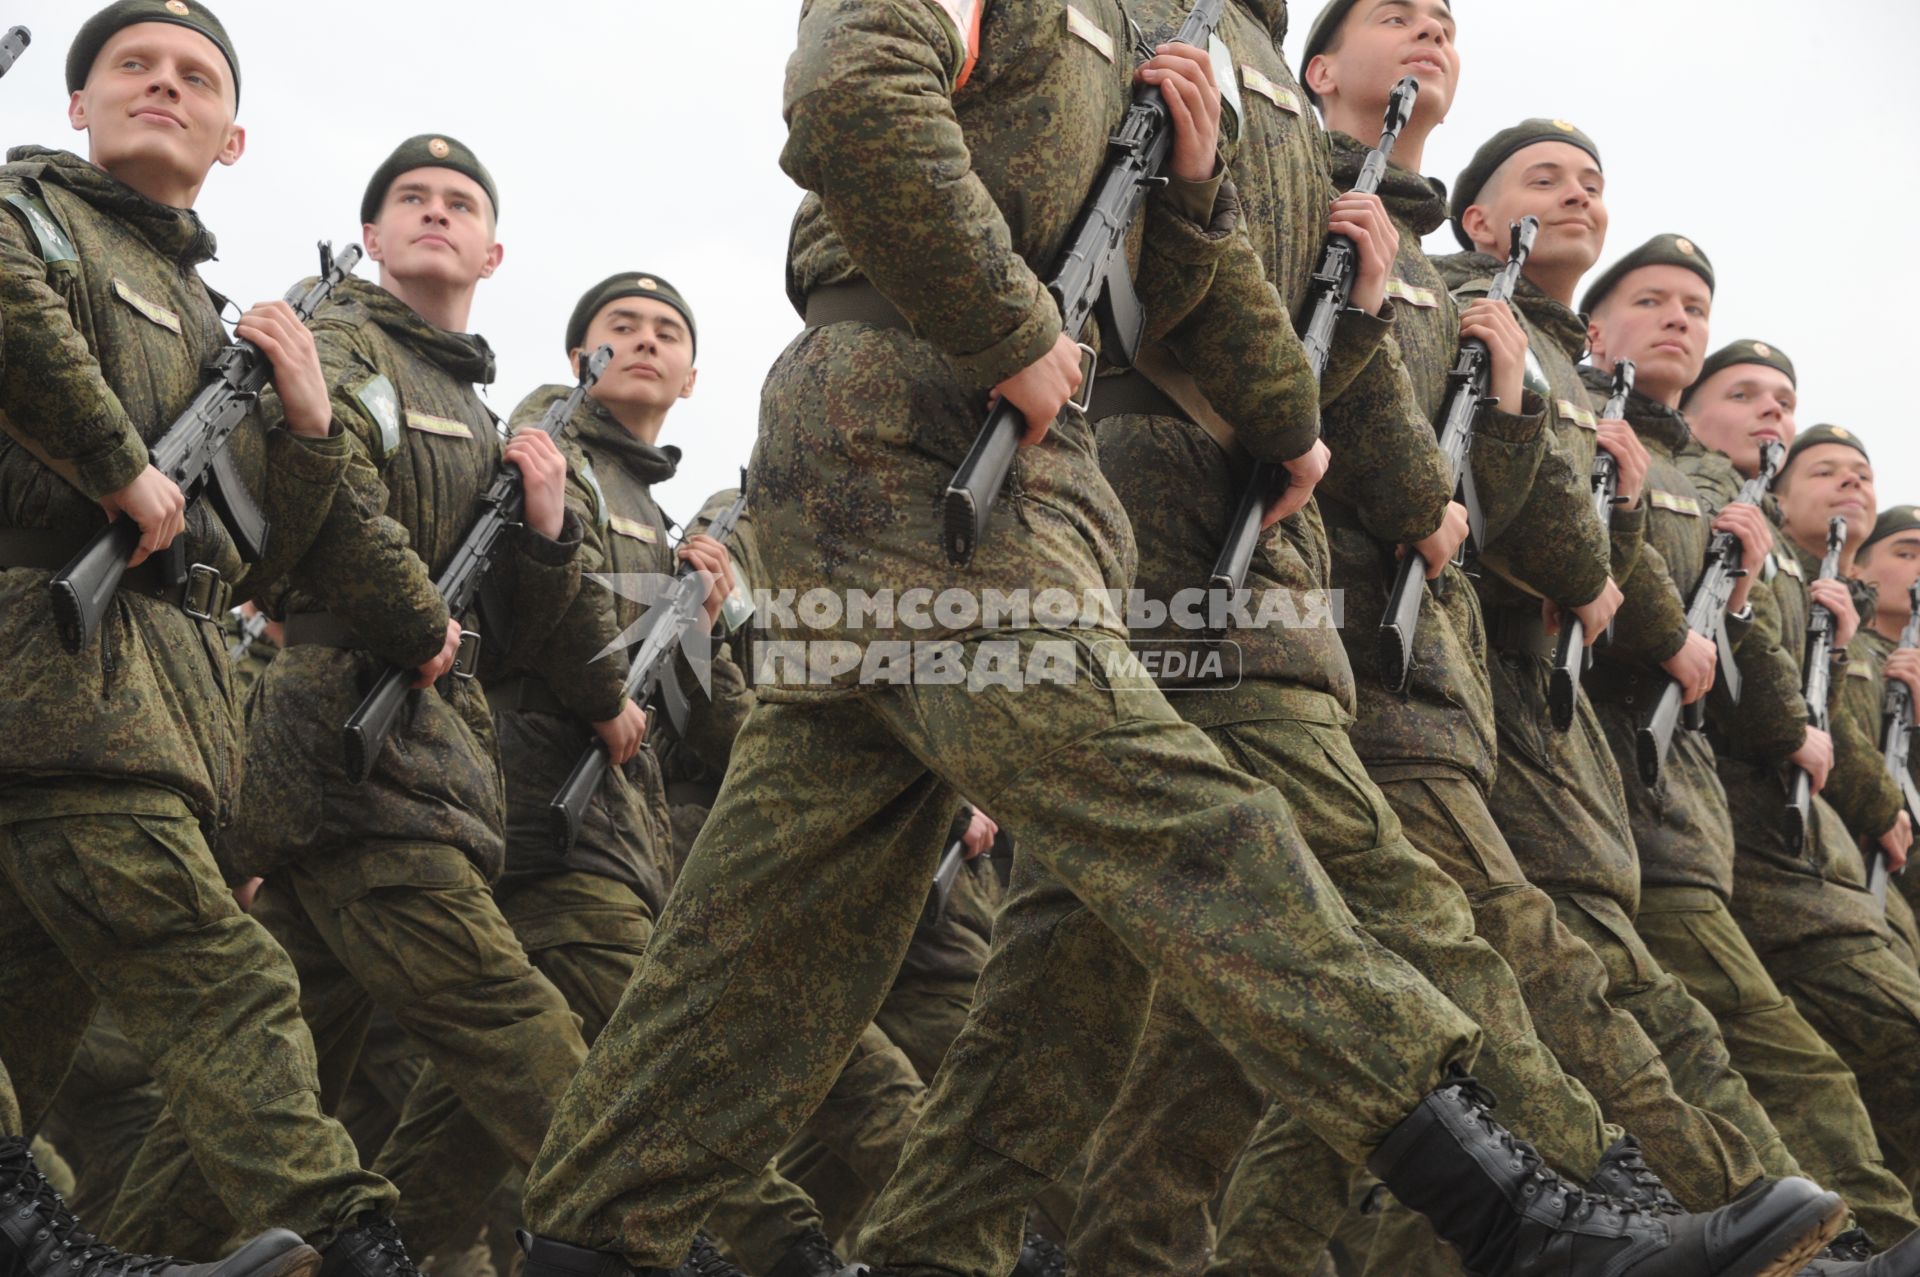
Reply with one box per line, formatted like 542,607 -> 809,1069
1636,885 -> 1920,1245
108,839 -> 586,1257
0,781 -> 393,1250
41,1008 -> 163,1221
862,696 -> 1619,1277
520,631 -> 1485,1269
1066,766 -> 1767,1276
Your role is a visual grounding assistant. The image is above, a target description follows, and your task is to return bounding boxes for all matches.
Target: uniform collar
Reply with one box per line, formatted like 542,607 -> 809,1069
336,275 -> 495,385
7,145 -> 218,266
1328,131 -> 1445,235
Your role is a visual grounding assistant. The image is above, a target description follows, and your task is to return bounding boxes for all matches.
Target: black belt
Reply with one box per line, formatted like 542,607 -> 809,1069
0,528 -> 230,620
803,282 -> 912,332
281,612 -> 362,648
1483,605 -> 1554,658
1088,368 -> 1186,424
1581,660 -> 1656,708
486,675 -> 569,718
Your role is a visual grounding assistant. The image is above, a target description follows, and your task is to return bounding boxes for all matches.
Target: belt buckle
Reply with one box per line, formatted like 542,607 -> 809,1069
452,628 -> 482,680
182,563 -> 228,622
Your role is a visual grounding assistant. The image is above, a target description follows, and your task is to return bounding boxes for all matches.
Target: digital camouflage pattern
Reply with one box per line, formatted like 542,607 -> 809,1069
522,3 -> 1487,1268
228,276 -> 582,882
1818,572 -> 1904,847
0,147 -> 354,829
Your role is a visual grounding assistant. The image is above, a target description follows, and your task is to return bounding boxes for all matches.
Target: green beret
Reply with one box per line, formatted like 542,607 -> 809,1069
68,0 -> 239,107
1580,233 -> 1714,316
565,272 -> 697,360
1298,0 -> 1362,105
1450,118 -> 1600,249
1684,339 -> 1796,406
360,134 -> 498,227
1786,424 -> 1869,470
1864,505 -> 1920,553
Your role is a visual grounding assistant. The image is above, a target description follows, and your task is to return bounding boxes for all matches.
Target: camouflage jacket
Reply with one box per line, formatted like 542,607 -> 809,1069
1324,134 -> 1553,789
492,387 -> 748,911
0,147 -> 353,829
1099,0 -> 1453,724
229,279 -> 584,881
760,0 -> 1297,698
1579,373 -> 1738,897
1857,625 -> 1920,919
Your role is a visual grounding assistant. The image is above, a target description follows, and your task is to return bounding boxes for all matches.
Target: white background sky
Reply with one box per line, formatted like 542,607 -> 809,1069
3,0 -> 1916,519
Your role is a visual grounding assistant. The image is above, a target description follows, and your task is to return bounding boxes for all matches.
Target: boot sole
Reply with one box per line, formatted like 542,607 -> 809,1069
253,1243 -> 322,1277
1727,1191 -> 1847,1277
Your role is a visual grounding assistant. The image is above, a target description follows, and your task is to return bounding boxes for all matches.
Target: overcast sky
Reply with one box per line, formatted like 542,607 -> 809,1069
4,0 -> 1916,517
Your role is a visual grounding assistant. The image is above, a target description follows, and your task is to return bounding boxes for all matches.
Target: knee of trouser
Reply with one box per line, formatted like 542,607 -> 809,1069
1554,892 -> 1661,998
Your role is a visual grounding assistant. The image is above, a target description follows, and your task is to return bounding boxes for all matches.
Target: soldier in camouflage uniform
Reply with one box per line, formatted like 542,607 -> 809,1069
1852,505 -> 1920,928
0,6 -> 430,1277
39,1008 -> 163,1222
103,134 -> 594,1263
1728,427 -> 1920,1188
1064,8 -> 1808,1273
1580,250 -> 1920,1268
515,5 -> 1838,1277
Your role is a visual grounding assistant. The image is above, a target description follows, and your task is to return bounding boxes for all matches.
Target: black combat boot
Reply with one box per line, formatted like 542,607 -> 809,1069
766,1227 -> 850,1277
520,1231 -> 669,1277
1587,1135 -> 1682,1212
1368,1079 -> 1846,1276
1010,1231 -> 1067,1277
670,1234 -> 748,1277
0,1137 -> 319,1277
316,1219 -> 421,1277
1795,1227 -> 1920,1275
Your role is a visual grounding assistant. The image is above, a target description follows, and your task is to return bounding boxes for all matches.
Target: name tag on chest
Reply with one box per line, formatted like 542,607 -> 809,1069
405,410 -> 474,440
609,515 -> 658,545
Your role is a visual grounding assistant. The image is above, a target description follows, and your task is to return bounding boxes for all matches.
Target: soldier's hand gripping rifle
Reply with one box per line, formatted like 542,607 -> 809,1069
1549,359 -> 1635,730
1,27 -> 30,78
1375,216 -> 1537,692
1783,516 -> 1848,851
549,478 -> 750,852
1869,580 -> 1920,906
50,243 -> 362,653
228,607 -> 270,661
1635,441 -> 1784,787
342,346 -> 613,782
1206,76 -> 1420,603
940,0 -> 1232,568
927,810 -> 1015,925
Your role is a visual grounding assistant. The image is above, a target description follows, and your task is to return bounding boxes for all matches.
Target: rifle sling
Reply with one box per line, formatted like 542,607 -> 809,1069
1482,604 -> 1555,659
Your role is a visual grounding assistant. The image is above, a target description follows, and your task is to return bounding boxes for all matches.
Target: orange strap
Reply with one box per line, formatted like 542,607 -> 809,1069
929,0 -> 984,89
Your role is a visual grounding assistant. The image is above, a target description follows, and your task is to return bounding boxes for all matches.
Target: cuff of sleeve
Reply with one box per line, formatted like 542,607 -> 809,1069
1162,160 -> 1225,226
74,426 -> 151,501
1478,393 -> 1548,446
268,426 -> 351,484
561,676 -> 628,728
520,508 -> 585,567
1332,305 -> 1391,363
947,275 -> 1063,392
1646,624 -> 1688,666
1144,173 -> 1240,267
1725,606 -> 1754,650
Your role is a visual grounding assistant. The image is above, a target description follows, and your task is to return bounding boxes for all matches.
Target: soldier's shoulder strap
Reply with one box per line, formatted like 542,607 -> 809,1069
0,177 -> 80,269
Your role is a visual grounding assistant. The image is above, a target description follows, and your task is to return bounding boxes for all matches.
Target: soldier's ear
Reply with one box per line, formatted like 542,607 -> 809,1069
678,367 -> 698,402
568,347 -> 584,380
1461,203 -> 1496,255
478,241 -> 505,280
362,221 -> 383,265
1303,53 -> 1335,100
68,90 -> 88,133
215,123 -> 246,169
1585,317 -> 1607,365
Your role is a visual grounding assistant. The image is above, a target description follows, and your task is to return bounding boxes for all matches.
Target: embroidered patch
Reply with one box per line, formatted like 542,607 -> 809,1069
1064,5 -> 1115,61
1241,65 -> 1302,114
1555,398 -> 1598,430
1646,490 -> 1701,517
4,193 -> 77,264
1773,552 -> 1804,580
111,278 -> 181,333
1384,278 -> 1439,308
578,458 -> 610,535
1522,349 -> 1551,399
609,515 -> 658,545
1847,663 -> 1873,680
405,410 -> 473,439
354,374 -> 401,457
1210,37 -> 1242,142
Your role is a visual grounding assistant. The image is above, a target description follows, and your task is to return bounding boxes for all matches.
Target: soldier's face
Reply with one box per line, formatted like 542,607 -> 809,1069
69,23 -> 243,204
1857,531 -> 1920,625
1683,365 -> 1796,478
1312,0 -> 1459,121
578,297 -> 697,412
1467,142 -> 1606,274
1781,444 -> 1876,548
365,168 -> 502,290
1587,265 -> 1710,404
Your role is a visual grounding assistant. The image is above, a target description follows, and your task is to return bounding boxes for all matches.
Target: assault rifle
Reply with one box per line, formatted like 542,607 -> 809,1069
1376,216 -> 1537,691
941,0 -> 1232,568
1635,441 -> 1784,787
1549,359 -> 1635,730
1784,516 -> 1848,851
0,27 -> 29,78
927,810 -> 1015,925
549,477 -> 750,851
342,345 -> 613,782
1207,77 -> 1419,603
50,242 -> 362,653
1870,580 -> 1920,906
